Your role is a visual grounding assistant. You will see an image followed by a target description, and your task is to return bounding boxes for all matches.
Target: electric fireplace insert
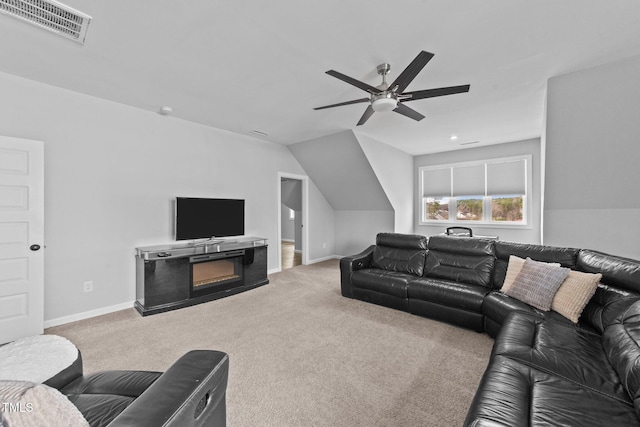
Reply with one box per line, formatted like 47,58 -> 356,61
189,250 -> 244,298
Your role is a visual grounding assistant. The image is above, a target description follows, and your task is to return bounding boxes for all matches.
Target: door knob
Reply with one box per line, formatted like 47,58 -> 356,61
30,244 -> 41,251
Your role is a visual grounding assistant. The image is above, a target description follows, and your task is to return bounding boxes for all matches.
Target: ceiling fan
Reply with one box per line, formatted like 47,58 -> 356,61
314,51 -> 470,126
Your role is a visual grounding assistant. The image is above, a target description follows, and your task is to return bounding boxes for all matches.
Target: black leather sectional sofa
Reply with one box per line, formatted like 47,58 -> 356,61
340,233 -> 640,426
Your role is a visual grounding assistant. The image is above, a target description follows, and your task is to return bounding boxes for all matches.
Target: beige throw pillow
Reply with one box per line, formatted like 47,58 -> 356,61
505,258 -> 570,311
552,270 -> 602,323
501,255 -> 560,294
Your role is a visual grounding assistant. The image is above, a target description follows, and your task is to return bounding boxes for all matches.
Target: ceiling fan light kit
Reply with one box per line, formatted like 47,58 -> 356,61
371,93 -> 398,112
314,50 -> 470,126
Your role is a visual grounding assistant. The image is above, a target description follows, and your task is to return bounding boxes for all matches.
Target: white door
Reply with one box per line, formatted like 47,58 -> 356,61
0,136 -> 44,344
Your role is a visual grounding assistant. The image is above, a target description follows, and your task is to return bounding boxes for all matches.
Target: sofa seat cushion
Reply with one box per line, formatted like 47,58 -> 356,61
66,393 -> 135,427
493,312 -> 630,403
464,354 -> 639,427
0,380 -> 89,427
407,277 -> 488,312
482,291 -> 588,331
61,370 -> 161,427
483,290 -> 539,321
351,268 -> 414,298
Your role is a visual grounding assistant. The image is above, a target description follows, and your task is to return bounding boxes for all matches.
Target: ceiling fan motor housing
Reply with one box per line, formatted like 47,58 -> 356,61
377,63 -> 391,76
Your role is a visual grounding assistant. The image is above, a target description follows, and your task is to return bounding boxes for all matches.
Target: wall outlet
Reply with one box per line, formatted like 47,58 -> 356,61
322,242 -> 326,249
83,281 -> 93,293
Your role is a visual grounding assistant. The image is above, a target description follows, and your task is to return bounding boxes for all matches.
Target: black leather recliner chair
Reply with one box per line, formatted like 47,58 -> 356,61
48,349 -> 229,427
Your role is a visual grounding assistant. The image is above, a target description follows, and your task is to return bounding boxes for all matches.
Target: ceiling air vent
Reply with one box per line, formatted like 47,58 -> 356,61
0,0 -> 92,44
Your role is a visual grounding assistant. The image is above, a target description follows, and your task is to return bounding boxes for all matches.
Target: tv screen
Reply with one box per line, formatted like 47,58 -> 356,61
175,197 -> 245,240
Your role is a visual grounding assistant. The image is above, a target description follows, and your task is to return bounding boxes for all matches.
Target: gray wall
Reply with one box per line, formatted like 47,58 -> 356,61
288,130 -> 394,256
414,138 -> 542,244
288,131 -> 392,210
355,132 -> 414,234
280,203 -> 295,241
0,70 -> 334,322
334,210 -> 394,256
307,183 -> 336,262
544,54 -> 640,259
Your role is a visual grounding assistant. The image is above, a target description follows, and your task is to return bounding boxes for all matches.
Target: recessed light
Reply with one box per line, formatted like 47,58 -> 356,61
450,135 -> 458,141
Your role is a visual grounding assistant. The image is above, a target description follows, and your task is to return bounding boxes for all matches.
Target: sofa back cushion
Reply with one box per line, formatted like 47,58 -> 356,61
371,233 -> 427,276
577,249 -> 640,294
577,250 -> 640,332
493,241 -> 579,290
583,285 -> 640,334
423,236 -> 495,288
603,300 -> 640,417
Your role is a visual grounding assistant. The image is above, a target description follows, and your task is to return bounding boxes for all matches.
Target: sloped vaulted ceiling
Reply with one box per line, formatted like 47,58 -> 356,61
287,130 -> 392,211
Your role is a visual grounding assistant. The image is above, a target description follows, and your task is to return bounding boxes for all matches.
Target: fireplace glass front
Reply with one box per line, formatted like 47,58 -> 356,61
190,255 -> 244,297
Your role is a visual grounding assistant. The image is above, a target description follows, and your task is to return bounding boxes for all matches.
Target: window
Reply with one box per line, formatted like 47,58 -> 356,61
419,155 -> 530,226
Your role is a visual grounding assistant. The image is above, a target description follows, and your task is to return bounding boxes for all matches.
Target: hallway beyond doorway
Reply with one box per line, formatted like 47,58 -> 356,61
281,241 -> 302,270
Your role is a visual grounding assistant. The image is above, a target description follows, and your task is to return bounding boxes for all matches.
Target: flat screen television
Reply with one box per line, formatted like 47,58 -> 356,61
175,197 -> 245,241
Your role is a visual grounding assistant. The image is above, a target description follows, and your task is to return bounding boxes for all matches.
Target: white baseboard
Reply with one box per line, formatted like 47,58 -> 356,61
268,255 -> 341,275
44,300 -> 135,328
307,255 -> 341,264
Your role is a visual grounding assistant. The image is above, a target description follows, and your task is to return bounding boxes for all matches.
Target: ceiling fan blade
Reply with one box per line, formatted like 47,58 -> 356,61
356,105 -> 375,126
393,103 -> 425,121
389,51 -> 434,94
326,70 -> 380,94
402,84 -> 471,101
313,98 -> 370,110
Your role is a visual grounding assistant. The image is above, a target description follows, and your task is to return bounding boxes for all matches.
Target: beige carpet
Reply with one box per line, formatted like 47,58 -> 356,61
47,259 -> 494,426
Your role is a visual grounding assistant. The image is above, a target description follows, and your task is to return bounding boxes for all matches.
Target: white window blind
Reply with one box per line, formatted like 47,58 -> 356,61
487,159 -> 526,195
452,164 -> 485,196
422,167 -> 451,197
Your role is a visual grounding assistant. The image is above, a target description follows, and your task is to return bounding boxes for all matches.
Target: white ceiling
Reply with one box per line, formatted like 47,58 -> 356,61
2,1 -> 640,155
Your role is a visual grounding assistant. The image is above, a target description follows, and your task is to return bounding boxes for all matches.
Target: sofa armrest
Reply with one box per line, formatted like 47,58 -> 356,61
340,245 -> 375,298
108,350 -> 229,427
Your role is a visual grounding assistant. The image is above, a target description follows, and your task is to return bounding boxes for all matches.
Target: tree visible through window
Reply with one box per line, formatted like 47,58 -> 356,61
425,197 -> 449,220
491,196 -> 523,222
457,197 -> 483,221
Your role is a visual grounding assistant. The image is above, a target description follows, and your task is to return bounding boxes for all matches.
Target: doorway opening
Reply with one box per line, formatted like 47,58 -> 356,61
278,173 -> 309,271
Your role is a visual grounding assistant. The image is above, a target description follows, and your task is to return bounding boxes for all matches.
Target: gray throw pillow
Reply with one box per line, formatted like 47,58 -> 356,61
505,257 -> 570,311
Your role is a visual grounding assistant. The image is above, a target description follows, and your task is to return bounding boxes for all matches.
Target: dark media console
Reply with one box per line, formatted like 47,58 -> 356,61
134,237 -> 268,316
